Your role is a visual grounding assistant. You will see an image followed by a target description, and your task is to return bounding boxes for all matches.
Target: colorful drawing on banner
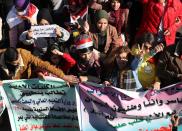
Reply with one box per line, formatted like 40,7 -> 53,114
1,78 -> 79,131
76,82 -> 182,131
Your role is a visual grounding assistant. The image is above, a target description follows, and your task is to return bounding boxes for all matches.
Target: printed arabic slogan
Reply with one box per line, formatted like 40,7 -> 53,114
1,78 -> 79,131
76,82 -> 182,131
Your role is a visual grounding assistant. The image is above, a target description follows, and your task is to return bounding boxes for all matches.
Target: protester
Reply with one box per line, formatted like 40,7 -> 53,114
101,46 -> 141,90
83,9 -> 121,55
0,47 -> 79,84
157,42 -> 182,87
132,32 -> 164,90
53,0 -> 88,27
108,0 -> 129,40
70,34 -> 102,83
19,8 -> 70,58
6,0 -> 39,47
37,44 -> 76,78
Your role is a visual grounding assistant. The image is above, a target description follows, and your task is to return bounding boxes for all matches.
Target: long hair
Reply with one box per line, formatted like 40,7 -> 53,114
136,32 -> 155,47
103,46 -> 131,69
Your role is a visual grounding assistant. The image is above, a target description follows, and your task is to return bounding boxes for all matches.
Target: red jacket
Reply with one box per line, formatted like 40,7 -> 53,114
137,0 -> 182,46
38,53 -> 76,77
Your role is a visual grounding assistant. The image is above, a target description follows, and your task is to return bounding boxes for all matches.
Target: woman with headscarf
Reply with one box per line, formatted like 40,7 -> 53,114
83,9 -> 122,55
19,8 -> 70,58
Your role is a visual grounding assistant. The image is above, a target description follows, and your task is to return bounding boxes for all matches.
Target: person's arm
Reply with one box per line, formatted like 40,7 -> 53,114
79,75 -> 101,83
0,48 -> 6,54
55,26 -> 70,42
21,49 -> 79,84
171,114 -> 180,127
61,53 -> 76,72
19,30 -> 35,45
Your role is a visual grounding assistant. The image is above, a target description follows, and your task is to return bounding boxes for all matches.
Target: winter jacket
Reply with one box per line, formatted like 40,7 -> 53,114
137,0 -> 182,46
0,48 -> 65,80
88,24 -> 120,54
157,49 -> 182,87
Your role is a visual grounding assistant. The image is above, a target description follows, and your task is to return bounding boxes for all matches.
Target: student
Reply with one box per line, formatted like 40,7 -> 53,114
70,34 -> 102,83
132,32 -> 164,90
19,8 -> 70,58
83,10 -> 121,55
37,45 -> 76,78
0,47 -> 79,84
101,46 -> 141,90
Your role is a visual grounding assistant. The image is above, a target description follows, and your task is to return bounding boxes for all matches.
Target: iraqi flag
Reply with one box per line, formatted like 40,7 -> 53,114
6,3 -> 38,29
70,6 -> 88,26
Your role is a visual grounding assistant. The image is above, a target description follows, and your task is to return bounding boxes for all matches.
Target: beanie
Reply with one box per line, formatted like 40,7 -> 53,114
75,34 -> 93,53
14,0 -> 30,11
95,10 -> 109,23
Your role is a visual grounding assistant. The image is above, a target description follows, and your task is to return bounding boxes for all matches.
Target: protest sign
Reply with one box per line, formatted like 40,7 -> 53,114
0,78 -> 79,131
76,82 -> 182,131
31,25 -> 57,38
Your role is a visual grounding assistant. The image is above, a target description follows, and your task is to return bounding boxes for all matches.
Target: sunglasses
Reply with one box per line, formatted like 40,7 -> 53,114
144,45 -> 152,50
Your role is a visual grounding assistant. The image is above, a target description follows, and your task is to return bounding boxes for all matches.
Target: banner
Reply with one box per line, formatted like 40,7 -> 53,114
0,78 -> 79,131
0,88 -> 5,116
76,82 -> 182,131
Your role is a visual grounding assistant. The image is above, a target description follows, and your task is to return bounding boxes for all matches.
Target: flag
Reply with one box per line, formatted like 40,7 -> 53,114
70,6 -> 88,26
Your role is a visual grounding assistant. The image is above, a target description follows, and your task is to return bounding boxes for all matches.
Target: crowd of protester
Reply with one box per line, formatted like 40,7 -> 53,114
0,0 -> 182,130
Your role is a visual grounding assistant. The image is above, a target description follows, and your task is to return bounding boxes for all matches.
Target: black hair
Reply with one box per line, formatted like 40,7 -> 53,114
4,47 -> 19,62
37,8 -> 53,24
77,46 -> 93,54
136,32 -> 155,46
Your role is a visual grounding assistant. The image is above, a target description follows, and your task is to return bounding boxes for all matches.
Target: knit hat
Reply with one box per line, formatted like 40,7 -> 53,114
37,8 -> 53,24
95,10 -> 109,23
75,34 -> 93,53
14,0 -> 30,11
